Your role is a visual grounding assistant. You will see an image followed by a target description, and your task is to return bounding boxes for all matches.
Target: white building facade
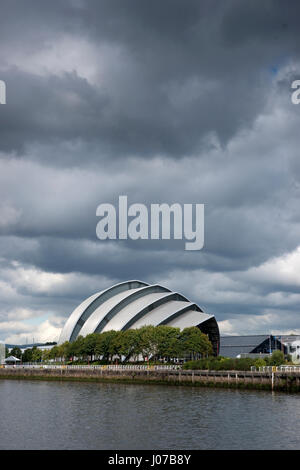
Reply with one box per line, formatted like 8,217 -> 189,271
59,280 -> 220,355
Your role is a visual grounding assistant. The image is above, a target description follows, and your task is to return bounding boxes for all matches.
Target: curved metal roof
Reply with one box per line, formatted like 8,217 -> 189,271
58,280 -> 219,351
58,280 -> 147,344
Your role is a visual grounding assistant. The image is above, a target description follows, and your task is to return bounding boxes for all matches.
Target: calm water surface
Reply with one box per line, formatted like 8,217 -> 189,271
0,379 -> 299,450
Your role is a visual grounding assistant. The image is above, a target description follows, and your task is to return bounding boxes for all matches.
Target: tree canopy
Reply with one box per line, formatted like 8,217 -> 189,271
19,325 -> 214,364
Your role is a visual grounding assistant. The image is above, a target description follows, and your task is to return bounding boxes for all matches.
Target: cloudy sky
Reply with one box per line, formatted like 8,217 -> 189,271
1,0 -> 300,344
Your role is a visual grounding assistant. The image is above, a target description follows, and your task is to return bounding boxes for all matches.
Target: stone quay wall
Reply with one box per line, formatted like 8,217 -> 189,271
1,366 -> 300,392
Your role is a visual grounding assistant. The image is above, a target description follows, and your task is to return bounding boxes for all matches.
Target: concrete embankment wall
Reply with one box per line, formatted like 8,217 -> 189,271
1,367 -> 300,392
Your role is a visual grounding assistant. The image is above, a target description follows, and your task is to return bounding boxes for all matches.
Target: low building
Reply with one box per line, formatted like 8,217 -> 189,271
279,336 -> 300,364
220,335 -> 287,358
278,335 -> 300,350
6,343 -> 56,353
5,355 -> 21,365
58,280 -> 220,355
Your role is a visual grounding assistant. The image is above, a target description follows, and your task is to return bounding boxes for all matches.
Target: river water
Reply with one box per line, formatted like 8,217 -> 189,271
0,379 -> 299,450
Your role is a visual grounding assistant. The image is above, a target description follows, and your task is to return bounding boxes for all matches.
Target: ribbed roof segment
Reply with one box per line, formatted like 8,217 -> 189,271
58,280 -> 220,355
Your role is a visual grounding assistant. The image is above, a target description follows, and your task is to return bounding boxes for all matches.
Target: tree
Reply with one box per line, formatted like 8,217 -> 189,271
64,341 -> 75,361
83,333 -> 98,361
22,348 -> 33,363
269,350 -> 285,366
95,331 -> 119,362
56,342 -> 69,362
109,331 -> 126,362
31,347 -> 42,362
42,349 -> 51,362
136,325 -> 158,361
179,327 -> 213,359
49,345 -> 59,361
69,336 -> 86,361
254,358 -> 267,368
154,325 -> 181,360
10,347 -> 22,359
118,329 -> 140,362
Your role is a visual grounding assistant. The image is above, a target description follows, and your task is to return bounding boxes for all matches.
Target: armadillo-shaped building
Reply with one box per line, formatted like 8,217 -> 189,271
59,280 -> 220,355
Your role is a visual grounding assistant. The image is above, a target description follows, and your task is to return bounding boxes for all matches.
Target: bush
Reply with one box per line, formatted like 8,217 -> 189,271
184,356 -> 259,371
254,358 -> 267,368
268,350 -> 285,366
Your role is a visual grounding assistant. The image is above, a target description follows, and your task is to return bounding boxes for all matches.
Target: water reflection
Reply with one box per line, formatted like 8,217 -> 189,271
0,379 -> 299,450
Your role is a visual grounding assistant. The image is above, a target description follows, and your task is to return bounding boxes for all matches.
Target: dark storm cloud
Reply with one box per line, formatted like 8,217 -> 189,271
1,0 -> 299,159
1,0 -> 300,340
0,70 -> 106,154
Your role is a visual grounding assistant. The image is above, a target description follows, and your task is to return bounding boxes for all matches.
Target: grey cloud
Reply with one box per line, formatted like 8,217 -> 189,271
1,1 -> 298,159
1,1 -> 300,339
0,68 -> 109,154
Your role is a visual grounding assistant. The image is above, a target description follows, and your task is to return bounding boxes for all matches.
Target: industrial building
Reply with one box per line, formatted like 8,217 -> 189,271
280,335 -> 300,364
219,334 -> 300,362
59,280 -> 220,355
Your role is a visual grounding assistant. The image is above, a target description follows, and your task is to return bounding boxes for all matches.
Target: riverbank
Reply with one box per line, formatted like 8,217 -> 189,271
1,367 -> 300,392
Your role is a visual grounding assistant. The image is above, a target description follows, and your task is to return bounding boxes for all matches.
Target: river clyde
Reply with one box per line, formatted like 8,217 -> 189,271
0,379 -> 300,450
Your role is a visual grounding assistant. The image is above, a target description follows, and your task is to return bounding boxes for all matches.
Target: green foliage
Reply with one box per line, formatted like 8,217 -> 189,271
38,325 -> 214,364
49,345 -> 59,360
184,356 -> 260,371
31,346 -> 42,362
21,346 -> 43,362
71,336 -> 86,358
22,348 -> 33,362
268,350 -> 285,366
19,329 -> 289,370
183,351 -> 288,371
136,325 -> 159,360
179,327 -> 213,358
254,358 -> 266,368
95,330 -> 119,361
83,333 -> 98,358
154,325 -> 181,359
117,329 -> 140,361
57,341 -> 70,361
10,347 -> 22,359
42,349 -> 51,362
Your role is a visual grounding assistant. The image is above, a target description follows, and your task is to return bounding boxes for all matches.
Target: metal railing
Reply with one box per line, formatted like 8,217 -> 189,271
3,363 -> 181,371
276,365 -> 300,372
4,363 -> 300,372
258,365 -> 300,372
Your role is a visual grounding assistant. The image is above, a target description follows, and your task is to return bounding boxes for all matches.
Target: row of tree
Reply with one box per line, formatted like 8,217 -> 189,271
13,325 -> 213,363
7,346 -> 44,362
